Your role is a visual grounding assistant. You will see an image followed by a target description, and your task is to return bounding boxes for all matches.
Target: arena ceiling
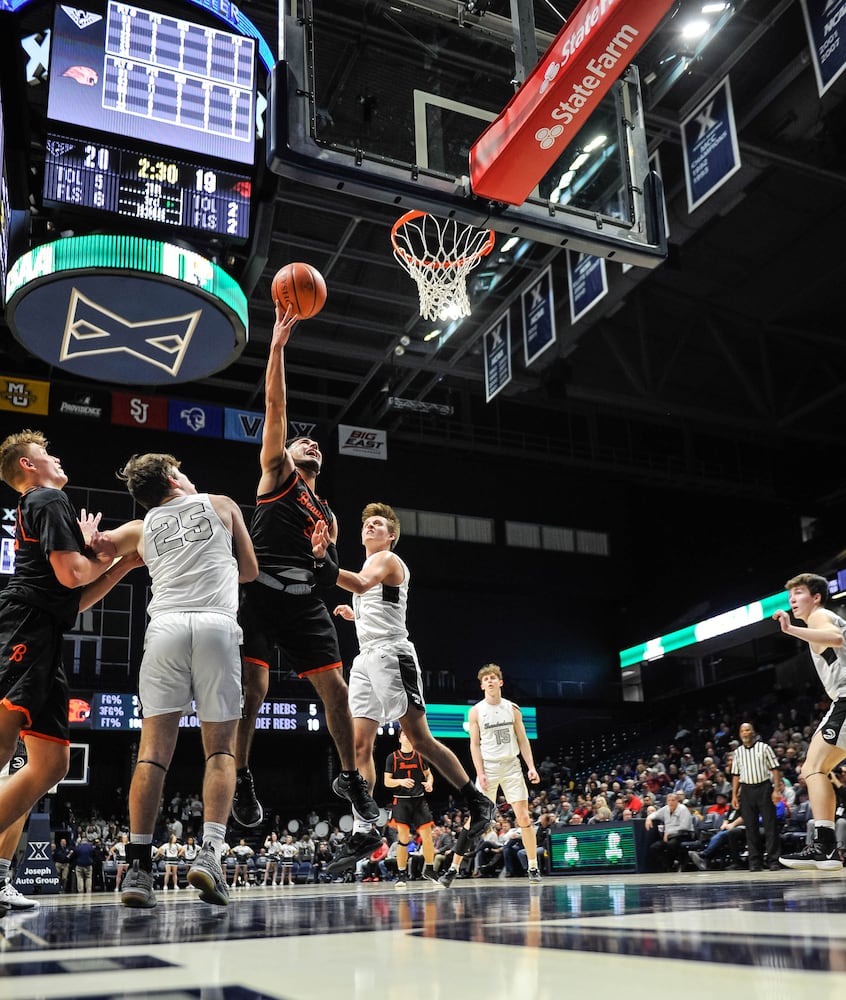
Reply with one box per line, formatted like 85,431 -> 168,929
4,0 -> 846,506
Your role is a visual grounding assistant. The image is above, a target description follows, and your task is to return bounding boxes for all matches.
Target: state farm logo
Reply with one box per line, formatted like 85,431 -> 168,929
535,125 -> 564,150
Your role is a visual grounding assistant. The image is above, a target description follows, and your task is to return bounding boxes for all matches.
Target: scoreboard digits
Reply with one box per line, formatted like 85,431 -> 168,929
44,133 -> 250,239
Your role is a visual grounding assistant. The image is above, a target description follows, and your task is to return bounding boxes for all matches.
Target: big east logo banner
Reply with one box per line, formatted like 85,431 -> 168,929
338,425 -> 387,461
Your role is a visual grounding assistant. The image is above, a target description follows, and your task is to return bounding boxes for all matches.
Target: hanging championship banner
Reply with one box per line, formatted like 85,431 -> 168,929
568,251 -> 608,324
681,76 -> 741,213
522,267 -> 557,367
483,312 -> 512,403
801,0 -> 846,97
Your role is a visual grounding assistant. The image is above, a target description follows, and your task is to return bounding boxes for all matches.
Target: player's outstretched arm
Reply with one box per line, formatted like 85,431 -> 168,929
258,303 -> 297,493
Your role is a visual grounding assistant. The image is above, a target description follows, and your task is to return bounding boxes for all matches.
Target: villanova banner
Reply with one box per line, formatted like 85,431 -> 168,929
224,407 -> 264,444
15,813 -> 60,895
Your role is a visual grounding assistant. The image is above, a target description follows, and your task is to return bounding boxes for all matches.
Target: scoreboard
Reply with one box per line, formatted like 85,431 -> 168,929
1,0 -> 277,386
43,133 -> 251,239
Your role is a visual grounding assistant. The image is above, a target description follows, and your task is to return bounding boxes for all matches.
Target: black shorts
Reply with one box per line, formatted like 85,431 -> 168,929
240,582 -> 341,677
392,795 -> 434,832
0,600 -> 70,744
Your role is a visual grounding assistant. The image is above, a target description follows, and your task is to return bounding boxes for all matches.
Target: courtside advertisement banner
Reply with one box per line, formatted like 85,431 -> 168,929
522,267 -> 557,367
338,424 -> 387,460
469,0 -> 676,204
568,251 -> 608,324
801,0 -> 846,97
681,76 -> 741,213
483,311 -> 512,403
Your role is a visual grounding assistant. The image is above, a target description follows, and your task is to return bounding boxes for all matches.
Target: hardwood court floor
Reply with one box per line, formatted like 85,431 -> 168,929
1,869 -> 845,999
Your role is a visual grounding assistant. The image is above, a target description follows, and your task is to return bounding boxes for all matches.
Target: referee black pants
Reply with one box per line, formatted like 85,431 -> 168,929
739,780 -> 779,868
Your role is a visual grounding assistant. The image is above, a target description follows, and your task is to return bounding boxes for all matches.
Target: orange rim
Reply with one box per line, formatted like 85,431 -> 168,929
391,210 -> 495,270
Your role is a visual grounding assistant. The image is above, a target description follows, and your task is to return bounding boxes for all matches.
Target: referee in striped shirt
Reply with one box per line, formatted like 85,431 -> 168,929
730,722 -> 784,871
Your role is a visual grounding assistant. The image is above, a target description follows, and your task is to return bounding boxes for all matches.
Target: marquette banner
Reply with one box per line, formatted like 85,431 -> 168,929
801,0 -> 846,97
681,76 -> 741,213
338,424 -> 387,460
224,407 -> 264,444
522,267 -> 557,367
0,374 -> 50,415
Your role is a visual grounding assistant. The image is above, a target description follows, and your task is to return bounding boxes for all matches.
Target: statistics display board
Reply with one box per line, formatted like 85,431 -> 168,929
43,132 -> 251,239
68,694 -> 326,733
48,1 -> 255,165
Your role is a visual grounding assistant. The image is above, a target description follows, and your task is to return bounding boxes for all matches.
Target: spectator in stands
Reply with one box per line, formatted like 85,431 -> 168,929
433,824 -> 455,874
645,792 -> 694,871
671,766 -> 695,800
70,835 -> 95,893
689,811 -> 746,871
53,837 -> 72,892
556,796 -> 574,824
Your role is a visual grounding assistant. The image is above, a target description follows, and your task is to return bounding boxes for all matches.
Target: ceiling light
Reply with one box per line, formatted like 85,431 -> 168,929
682,19 -> 710,39
583,134 -> 607,152
423,329 -> 441,342
569,152 -> 590,171
499,236 -> 520,252
701,2 -> 729,12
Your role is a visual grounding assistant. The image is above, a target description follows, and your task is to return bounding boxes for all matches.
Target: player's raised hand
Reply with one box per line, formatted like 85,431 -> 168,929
333,604 -> 355,621
271,302 -> 297,348
311,519 -> 330,559
773,609 -> 792,633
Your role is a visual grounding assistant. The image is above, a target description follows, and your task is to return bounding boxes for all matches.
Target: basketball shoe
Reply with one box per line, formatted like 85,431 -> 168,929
325,829 -> 382,874
779,840 -> 842,871
332,771 -> 380,822
188,845 -> 230,905
120,861 -> 157,909
231,768 -> 264,828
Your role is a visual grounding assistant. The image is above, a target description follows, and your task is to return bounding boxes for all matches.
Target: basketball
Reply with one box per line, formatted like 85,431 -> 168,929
271,262 -> 327,320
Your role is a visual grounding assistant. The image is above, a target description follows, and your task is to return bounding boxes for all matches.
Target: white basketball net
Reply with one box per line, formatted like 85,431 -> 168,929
391,211 -> 495,321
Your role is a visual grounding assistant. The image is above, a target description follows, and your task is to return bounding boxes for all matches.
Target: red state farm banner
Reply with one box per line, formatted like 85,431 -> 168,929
469,0 -> 674,206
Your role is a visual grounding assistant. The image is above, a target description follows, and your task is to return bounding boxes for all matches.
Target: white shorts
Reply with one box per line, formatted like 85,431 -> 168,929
139,612 -> 243,722
478,757 -> 528,805
348,640 -> 425,724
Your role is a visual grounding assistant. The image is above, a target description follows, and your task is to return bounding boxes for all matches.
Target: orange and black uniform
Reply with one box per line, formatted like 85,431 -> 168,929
0,487 -> 86,743
240,469 -> 341,676
386,749 -> 434,831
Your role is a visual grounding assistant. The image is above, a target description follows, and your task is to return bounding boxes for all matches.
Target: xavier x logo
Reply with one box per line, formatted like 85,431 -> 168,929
60,289 -> 200,377
27,841 -> 50,861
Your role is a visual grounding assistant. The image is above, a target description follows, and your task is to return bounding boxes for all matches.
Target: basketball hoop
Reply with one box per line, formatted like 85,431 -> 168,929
391,211 -> 495,322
